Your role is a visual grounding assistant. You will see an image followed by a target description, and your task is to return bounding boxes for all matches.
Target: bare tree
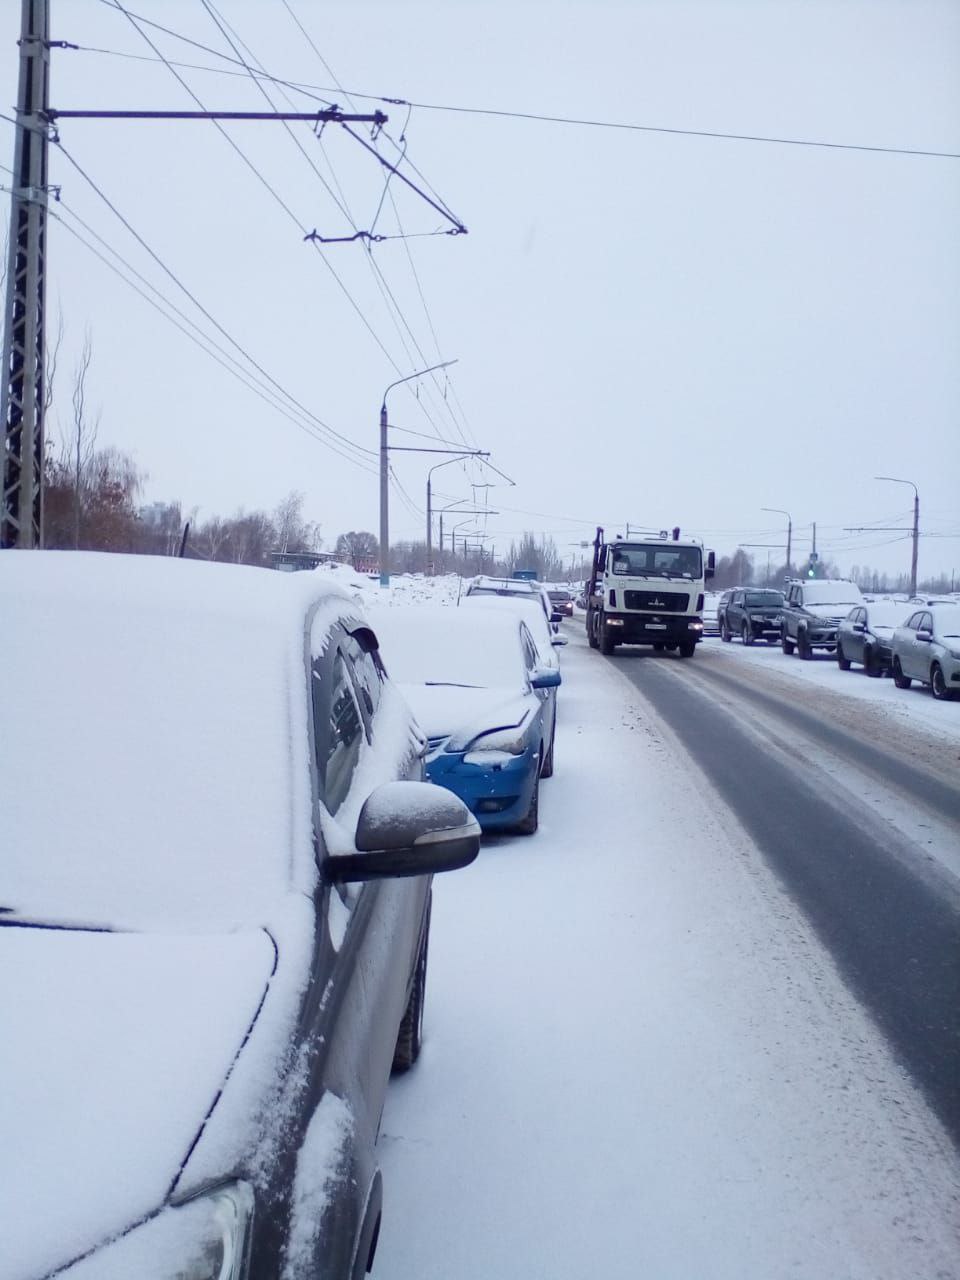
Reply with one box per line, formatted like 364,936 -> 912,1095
61,330 -> 100,548
274,490 -> 320,554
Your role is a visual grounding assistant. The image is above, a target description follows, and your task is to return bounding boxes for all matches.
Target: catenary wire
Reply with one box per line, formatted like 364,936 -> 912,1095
47,205 -> 378,475
105,0 -> 427,396
277,5 -> 475,448
52,138 -> 376,463
78,17 -> 960,160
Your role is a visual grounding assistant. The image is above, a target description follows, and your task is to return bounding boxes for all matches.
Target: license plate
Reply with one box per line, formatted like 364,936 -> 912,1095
645,623 -> 667,630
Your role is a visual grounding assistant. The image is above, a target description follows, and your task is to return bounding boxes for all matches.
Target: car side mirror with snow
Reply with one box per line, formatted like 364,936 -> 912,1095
531,666 -> 561,689
327,782 -> 481,883
853,622 -> 866,633
550,610 -> 563,624
916,629 -> 933,643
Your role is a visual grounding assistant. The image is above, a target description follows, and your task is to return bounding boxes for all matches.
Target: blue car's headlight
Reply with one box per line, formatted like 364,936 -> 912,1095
64,1183 -> 254,1280
458,719 -> 531,756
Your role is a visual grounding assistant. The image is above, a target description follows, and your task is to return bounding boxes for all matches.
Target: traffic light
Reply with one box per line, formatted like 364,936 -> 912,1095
806,551 -> 819,578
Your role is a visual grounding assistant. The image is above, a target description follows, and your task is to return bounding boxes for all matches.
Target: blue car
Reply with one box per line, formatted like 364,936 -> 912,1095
371,605 -> 561,834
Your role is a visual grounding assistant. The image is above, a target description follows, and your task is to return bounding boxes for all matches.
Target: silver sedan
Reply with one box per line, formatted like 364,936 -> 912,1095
891,604 -> 960,700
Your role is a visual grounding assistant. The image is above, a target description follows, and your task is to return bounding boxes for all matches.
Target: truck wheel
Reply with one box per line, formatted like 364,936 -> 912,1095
392,901 -> 430,1073
587,611 -> 599,649
720,619 -> 731,642
781,632 -> 795,655
678,640 -> 696,658
892,658 -> 912,689
600,630 -> 616,655
741,622 -> 754,646
836,641 -> 851,671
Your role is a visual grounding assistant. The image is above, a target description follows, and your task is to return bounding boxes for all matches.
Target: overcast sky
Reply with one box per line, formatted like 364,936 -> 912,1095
3,0 -> 958,579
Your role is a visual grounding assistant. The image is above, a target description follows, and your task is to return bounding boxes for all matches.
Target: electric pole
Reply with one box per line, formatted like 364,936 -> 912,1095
2,0 -> 50,549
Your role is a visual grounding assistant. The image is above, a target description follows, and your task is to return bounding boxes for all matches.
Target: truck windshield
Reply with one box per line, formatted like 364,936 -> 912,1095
610,546 -> 701,579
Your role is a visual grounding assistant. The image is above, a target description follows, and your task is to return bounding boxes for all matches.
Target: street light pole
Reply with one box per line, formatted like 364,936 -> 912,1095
379,359 -> 457,587
876,476 -> 919,596
761,507 -> 792,573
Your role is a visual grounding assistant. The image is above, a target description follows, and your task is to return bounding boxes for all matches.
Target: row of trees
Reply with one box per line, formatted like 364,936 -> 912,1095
711,550 -> 953,595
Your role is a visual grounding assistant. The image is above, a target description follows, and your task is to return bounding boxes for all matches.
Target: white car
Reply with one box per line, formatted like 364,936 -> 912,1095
891,604 -> 960,700
0,551 -> 478,1280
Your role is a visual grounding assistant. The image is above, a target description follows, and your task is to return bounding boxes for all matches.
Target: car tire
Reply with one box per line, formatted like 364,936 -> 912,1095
541,729 -> 555,778
863,647 -> 881,677
678,640 -> 696,658
797,630 -> 811,660
782,632 -> 795,655
720,620 -> 731,642
515,768 -> 540,835
837,641 -> 851,671
392,899 -> 430,1073
741,622 -> 754,646
931,663 -> 953,701
892,657 -> 912,689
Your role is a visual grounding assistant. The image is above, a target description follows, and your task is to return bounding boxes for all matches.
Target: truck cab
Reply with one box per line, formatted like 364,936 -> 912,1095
586,527 -> 715,657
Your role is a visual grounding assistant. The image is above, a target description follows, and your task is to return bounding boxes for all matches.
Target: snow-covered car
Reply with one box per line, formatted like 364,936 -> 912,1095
836,600 -> 914,676
460,593 -> 564,775
464,574 -> 558,625
372,605 -> 560,833
891,603 -> 960,700
0,552 -> 479,1280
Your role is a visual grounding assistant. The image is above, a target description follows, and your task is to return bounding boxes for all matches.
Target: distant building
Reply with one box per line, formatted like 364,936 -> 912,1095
270,550 -> 342,573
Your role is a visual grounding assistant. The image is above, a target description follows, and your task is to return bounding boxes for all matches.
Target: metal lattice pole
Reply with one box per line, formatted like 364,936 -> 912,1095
1,0 -> 50,549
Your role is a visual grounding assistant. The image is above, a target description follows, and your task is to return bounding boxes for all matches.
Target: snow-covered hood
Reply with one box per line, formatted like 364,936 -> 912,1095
397,682 -> 531,743
804,602 -> 857,621
1,925 -> 276,1280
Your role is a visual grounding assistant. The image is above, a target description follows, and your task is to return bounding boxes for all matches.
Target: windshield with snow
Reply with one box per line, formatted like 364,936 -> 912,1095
375,612 -> 526,690
610,545 -> 702,579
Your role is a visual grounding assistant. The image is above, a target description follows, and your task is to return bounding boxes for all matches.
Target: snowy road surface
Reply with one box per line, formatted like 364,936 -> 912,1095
374,624 -> 959,1280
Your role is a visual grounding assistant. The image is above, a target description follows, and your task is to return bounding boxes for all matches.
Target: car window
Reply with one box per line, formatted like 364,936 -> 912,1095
345,633 -> 383,733
920,612 -> 933,632
904,613 -> 921,630
519,625 -> 539,674
318,651 -> 364,816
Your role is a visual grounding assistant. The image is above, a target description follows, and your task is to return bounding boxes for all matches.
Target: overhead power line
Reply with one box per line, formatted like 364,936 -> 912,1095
50,141 -> 377,465
75,15 -> 960,160
46,203 -> 377,474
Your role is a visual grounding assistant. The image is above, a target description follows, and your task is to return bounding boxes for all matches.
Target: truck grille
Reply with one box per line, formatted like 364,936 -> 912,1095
623,590 -> 690,612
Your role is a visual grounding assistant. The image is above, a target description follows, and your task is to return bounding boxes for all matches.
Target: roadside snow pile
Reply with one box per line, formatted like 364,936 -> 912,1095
364,573 -> 466,609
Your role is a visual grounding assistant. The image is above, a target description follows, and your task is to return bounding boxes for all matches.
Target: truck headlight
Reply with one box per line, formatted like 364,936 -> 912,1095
65,1184 -> 254,1280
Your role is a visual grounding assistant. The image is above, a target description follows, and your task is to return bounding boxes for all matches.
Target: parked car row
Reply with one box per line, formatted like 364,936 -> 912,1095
713,578 -> 960,701
5,552 -> 568,1280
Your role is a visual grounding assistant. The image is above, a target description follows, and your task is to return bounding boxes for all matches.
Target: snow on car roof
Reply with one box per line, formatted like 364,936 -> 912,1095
1,551 -> 353,930
459,594 -> 558,665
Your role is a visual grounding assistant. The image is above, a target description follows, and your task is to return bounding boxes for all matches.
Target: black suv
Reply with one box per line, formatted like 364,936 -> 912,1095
780,579 -> 864,658
718,588 -> 785,645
